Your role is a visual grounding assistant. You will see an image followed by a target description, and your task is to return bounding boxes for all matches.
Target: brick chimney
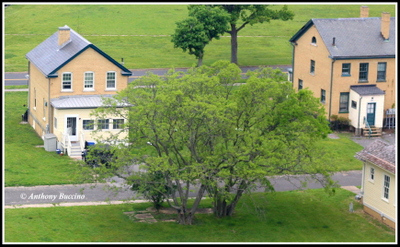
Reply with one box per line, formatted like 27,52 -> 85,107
58,25 -> 71,46
360,6 -> 369,18
380,12 -> 390,40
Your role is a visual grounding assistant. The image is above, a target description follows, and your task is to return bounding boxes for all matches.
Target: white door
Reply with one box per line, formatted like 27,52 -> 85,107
65,115 -> 78,141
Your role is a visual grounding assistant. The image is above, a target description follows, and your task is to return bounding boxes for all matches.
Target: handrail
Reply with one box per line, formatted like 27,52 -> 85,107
80,131 -> 85,151
364,117 -> 372,138
64,133 -> 72,156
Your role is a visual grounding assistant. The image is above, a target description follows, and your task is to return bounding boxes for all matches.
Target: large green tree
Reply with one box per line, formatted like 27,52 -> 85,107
171,5 -> 230,67
89,61 -> 336,225
206,5 -> 295,64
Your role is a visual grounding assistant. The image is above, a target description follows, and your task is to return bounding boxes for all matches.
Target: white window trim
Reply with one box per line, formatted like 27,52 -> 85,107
82,119 -> 95,131
61,72 -> 73,92
98,119 -> 110,130
112,119 -> 124,129
381,173 -> 390,202
83,71 -> 95,91
105,71 -> 117,91
368,167 -> 375,183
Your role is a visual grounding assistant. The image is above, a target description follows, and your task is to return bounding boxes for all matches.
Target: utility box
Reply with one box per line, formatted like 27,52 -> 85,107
44,134 -> 57,152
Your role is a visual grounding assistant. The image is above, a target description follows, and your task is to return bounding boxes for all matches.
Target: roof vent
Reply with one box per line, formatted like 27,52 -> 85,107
332,37 -> 336,46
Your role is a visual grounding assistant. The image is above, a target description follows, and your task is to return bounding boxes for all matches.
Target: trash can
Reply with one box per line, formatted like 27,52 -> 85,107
56,149 -> 61,154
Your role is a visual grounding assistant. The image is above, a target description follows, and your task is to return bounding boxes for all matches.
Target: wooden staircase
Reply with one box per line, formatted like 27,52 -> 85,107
362,126 -> 382,137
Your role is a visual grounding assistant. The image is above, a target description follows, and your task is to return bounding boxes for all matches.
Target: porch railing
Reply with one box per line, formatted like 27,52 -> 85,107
364,117 -> 372,138
63,133 -> 72,156
80,131 -> 85,151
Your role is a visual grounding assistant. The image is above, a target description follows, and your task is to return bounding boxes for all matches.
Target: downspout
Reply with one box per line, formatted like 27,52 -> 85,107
328,58 -> 336,119
357,96 -> 363,136
290,42 -> 296,84
48,77 -> 51,134
27,61 -> 30,113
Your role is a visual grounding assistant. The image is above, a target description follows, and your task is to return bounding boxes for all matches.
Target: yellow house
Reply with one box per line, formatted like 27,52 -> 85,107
289,6 -> 396,136
25,25 -> 132,157
355,140 -> 396,229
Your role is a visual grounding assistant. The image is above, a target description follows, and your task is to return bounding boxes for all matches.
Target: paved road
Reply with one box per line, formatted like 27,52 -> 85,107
4,65 -> 292,86
5,170 -> 362,207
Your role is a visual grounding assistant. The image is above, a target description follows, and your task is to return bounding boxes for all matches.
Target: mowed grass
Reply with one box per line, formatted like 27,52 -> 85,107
4,189 -> 395,242
4,4 -> 396,72
4,92 -> 83,186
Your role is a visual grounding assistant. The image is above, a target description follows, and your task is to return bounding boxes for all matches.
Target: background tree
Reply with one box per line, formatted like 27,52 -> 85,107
208,5 -> 295,64
171,5 -> 230,67
89,61 -> 337,225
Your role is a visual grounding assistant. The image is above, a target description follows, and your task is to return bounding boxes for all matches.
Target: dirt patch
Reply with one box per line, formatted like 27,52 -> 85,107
124,207 -> 213,224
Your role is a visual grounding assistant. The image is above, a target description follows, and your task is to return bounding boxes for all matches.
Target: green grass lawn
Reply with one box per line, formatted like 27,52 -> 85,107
4,92 -> 83,186
4,4 -> 396,72
4,189 -> 395,242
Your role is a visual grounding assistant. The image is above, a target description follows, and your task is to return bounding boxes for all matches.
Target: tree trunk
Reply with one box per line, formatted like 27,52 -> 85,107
230,24 -> 238,65
197,56 -> 203,67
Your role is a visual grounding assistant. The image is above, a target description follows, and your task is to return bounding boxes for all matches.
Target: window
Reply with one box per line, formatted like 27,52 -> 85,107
311,36 -> 317,44
84,72 -> 94,89
320,89 -> 326,104
377,62 -> 387,81
359,63 -> 369,82
298,79 -> 303,90
341,63 -> 351,76
106,72 -> 116,89
351,100 -> 357,109
62,72 -> 72,90
54,117 -> 57,129
370,167 -> 374,180
113,119 -> 124,129
310,60 -> 315,74
339,92 -> 349,113
383,174 -> 390,200
83,120 -> 94,130
98,119 -> 109,130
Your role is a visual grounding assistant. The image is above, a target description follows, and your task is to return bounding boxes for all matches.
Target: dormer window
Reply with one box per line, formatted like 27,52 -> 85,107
311,36 -> 317,45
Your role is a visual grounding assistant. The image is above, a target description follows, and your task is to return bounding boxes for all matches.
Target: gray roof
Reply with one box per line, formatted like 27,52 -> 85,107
25,25 -> 132,77
51,95 -> 131,109
350,85 -> 385,96
290,17 -> 396,59
355,140 -> 396,174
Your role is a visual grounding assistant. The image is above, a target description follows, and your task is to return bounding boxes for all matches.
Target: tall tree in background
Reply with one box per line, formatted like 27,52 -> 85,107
171,5 -> 229,66
209,5 -> 294,64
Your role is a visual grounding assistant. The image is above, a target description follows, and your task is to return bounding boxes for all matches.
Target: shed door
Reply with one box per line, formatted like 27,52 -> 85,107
366,103 -> 376,126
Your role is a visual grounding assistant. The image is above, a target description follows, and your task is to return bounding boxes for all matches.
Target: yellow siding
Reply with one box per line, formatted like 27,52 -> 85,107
28,62 -> 51,138
50,47 -> 129,99
53,108 -> 128,143
362,162 -> 396,222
